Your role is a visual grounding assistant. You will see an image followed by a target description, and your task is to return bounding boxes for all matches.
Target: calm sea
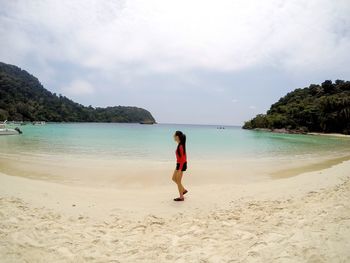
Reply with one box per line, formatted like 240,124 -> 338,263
1,123 -> 349,161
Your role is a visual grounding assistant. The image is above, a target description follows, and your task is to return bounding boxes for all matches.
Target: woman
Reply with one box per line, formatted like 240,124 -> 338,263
172,130 -> 188,201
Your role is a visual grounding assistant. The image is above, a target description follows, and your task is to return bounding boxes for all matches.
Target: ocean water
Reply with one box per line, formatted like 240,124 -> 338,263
1,123 -> 349,161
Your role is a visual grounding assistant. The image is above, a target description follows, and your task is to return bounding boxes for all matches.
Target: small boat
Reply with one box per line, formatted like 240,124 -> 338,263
139,120 -> 155,125
32,121 -> 46,125
0,121 -> 22,135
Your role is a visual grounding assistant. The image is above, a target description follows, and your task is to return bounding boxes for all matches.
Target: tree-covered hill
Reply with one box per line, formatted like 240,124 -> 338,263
243,80 -> 350,134
0,62 -> 156,123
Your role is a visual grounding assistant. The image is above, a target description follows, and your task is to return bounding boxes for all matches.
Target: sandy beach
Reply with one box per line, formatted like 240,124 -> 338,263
307,132 -> 350,138
1,158 -> 350,262
2,0 -> 350,261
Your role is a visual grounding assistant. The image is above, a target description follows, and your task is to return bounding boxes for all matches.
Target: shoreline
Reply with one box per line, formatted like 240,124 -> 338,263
1,160 -> 350,261
0,156 -> 349,220
307,132 -> 350,138
1,152 -> 349,189
248,127 -> 350,137
270,154 -> 350,178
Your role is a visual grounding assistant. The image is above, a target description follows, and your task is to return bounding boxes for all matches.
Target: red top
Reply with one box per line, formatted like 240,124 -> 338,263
175,144 -> 187,169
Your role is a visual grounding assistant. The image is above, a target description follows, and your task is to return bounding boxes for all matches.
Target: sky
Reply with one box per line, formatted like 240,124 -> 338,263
1,0 -> 350,125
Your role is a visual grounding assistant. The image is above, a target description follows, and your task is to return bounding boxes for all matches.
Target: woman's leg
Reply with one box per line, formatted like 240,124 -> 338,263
172,170 -> 177,184
175,171 -> 185,198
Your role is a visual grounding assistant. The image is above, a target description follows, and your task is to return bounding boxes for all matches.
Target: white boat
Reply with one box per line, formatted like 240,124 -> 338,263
32,121 -> 46,125
0,121 -> 22,135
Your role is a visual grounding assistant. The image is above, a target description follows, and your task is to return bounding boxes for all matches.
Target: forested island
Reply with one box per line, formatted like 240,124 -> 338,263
0,62 -> 156,123
243,80 -> 350,134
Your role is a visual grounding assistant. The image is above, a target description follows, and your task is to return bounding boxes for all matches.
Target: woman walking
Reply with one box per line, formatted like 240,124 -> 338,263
172,131 -> 188,201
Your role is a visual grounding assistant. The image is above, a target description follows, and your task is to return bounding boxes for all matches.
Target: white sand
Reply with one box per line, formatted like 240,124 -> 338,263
1,160 -> 350,262
308,132 -> 350,138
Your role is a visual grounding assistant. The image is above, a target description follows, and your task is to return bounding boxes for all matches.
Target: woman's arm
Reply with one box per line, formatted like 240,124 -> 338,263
178,145 -> 186,170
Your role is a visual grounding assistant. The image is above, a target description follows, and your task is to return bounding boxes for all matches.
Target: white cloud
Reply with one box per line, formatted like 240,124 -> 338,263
62,80 -> 95,95
1,0 -> 350,74
249,105 -> 256,110
232,99 -> 238,103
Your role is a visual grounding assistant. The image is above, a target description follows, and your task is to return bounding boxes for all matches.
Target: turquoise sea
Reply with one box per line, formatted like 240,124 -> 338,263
1,123 -> 349,161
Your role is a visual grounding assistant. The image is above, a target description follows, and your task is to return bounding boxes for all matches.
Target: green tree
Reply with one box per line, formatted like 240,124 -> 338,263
0,62 -> 156,123
243,80 -> 350,134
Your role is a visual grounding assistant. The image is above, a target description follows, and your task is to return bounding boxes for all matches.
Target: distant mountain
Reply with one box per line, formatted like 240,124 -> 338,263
0,62 -> 156,123
243,80 -> 350,134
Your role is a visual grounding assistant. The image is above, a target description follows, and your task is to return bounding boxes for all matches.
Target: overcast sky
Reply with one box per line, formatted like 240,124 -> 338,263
1,0 -> 350,125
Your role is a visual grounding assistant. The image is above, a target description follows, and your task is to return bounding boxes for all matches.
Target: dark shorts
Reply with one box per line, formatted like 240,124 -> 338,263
176,162 -> 187,171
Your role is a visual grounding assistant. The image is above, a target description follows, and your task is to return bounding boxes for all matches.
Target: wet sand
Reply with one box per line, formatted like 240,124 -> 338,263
1,152 -> 349,188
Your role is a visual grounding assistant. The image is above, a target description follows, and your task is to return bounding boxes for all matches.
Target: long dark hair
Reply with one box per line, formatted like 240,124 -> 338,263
175,130 -> 186,157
